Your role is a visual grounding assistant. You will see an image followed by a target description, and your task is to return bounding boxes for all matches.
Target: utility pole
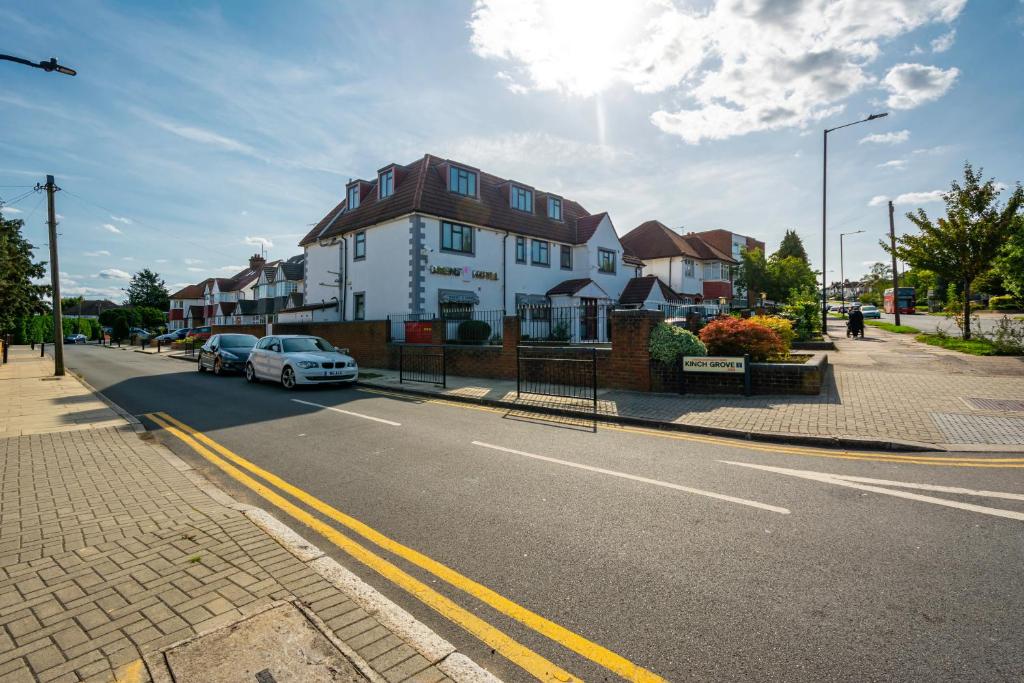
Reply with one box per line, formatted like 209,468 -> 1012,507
888,200 -> 900,327
43,175 -> 65,376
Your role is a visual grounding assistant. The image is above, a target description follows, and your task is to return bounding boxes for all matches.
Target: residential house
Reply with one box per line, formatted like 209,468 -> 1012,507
63,299 -> 121,320
295,154 -> 645,331
620,221 -> 763,306
202,255 -> 266,325
168,282 -> 210,330
217,254 -> 305,325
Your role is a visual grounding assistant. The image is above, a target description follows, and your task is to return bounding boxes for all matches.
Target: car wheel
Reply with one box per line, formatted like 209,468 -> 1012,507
197,353 -> 206,372
213,358 -> 222,376
245,363 -> 259,383
281,366 -> 297,390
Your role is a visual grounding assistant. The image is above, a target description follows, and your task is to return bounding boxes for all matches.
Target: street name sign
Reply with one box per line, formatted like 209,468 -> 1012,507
683,356 -> 746,373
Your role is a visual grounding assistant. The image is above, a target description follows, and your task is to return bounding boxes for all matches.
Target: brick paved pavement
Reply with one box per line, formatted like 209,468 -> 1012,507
360,319 -> 1024,451
0,347 -> 483,683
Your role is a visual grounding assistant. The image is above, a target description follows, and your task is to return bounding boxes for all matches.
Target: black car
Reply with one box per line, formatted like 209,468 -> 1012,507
197,333 -> 258,375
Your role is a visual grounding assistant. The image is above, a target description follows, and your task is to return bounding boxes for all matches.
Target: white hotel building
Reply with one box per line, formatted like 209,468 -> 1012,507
289,154 -> 654,327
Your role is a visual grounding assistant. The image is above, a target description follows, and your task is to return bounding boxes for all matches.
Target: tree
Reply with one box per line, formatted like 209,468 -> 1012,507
734,248 -> 771,300
135,306 -> 166,330
735,247 -> 817,303
776,229 -> 809,264
993,213 -> 1024,303
0,211 -> 50,336
882,163 -> 1024,339
125,269 -> 169,310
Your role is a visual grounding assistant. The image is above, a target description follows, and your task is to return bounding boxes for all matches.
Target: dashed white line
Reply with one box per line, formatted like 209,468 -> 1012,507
291,399 -> 401,426
721,461 -> 1024,522
472,441 -> 790,515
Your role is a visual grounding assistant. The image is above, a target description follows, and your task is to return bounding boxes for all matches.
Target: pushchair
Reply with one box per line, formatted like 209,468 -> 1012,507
846,319 -> 865,338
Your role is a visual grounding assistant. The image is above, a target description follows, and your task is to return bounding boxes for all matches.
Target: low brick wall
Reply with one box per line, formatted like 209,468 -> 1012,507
211,324 -> 266,338
651,352 -> 829,395
273,320 -> 391,368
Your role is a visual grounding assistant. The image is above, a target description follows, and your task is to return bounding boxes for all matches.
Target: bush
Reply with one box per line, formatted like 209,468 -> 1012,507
989,295 -> 1021,311
984,316 -> 1024,354
649,323 -> 706,364
457,319 -> 491,343
748,316 -> 795,351
698,317 -> 786,361
781,288 -> 822,341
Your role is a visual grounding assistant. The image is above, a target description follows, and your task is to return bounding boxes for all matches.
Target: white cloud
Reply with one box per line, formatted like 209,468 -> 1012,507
877,159 -> 907,170
859,129 -> 910,145
868,190 -> 944,206
186,267 -> 205,273
109,215 -> 133,224
217,265 -> 244,272
101,223 -> 122,234
151,118 -> 257,156
444,132 -> 623,172
2,206 -> 22,214
122,256 -> 135,261
83,250 -> 111,257
184,258 -> 203,265
98,268 -> 131,279
912,145 -> 952,155
469,0 -> 966,143
882,63 -> 959,109
244,235 -> 273,249
155,258 -> 169,263
931,29 -> 956,52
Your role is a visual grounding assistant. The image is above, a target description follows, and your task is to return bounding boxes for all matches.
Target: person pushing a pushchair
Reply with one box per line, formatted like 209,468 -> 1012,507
847,304 -> 865,338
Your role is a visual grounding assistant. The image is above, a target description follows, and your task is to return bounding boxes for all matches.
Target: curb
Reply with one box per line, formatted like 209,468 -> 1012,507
357,379 -> 945,453
64,365 -> 501,683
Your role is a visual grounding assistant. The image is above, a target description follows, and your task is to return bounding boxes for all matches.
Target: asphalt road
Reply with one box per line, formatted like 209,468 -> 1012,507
877,312 -> 1008,337
66,345 -> 1024,682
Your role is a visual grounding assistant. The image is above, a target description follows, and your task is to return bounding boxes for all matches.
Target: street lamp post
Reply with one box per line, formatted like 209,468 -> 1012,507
821,112 -> 888,333
839,230 -> 865,315
0,54 -> 76,76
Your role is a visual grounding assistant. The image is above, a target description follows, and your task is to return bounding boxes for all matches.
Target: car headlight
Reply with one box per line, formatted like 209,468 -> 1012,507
296,360 -> 318,369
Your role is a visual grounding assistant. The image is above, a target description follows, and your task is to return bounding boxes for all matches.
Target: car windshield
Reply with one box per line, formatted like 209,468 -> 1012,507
282,337 -> 334,353
862,306 -> 877,311
219,334 -> 257,349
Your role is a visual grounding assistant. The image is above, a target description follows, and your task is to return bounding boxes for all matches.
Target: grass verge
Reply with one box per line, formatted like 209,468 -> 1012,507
866,320 -> 920,334
915,334 -> 1008,356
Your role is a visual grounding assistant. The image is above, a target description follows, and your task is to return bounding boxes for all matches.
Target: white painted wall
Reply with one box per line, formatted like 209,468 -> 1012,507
346,216 -> 413,319
642,256 -> 703,297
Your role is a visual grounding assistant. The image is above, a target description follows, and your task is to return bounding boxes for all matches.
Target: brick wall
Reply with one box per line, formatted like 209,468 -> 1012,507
650,353 -> 828,395
598,309 -> 662,391
273,320 -> 391,368
211,324 -> 267,338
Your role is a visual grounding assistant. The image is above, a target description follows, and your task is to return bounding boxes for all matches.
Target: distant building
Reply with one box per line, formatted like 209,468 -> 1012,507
62,299 -> 121,319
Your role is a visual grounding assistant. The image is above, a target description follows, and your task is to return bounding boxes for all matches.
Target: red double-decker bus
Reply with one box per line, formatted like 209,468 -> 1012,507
884,287 -> 916,314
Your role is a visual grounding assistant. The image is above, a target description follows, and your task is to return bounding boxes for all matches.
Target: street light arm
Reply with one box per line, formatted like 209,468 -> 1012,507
825,112 -> 888,134
0,54 -> 76,76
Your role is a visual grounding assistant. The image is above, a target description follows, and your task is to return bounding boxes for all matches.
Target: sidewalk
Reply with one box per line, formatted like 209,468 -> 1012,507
0,346 -> 493,683
359,320 -> 1024,452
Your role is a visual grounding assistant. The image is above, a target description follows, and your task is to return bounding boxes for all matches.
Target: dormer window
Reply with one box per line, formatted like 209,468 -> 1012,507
548,197 -> 562,221
379,169 -> 394,199
449,165 -> 477,197
511,185 -> 533,212
347,184 -> 360,210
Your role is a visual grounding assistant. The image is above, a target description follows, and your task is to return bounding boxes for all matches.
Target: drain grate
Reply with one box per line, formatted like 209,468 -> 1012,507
965,397 -> 1024,412
931,413 -> 1024,445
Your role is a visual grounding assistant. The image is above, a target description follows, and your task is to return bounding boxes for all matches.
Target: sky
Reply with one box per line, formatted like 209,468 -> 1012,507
2,0 -> 1022,301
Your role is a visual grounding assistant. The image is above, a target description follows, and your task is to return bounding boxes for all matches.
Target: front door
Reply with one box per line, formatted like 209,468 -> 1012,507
581,298 -> 598,341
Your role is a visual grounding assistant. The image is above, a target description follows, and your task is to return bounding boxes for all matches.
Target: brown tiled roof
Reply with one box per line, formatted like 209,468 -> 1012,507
546,278 -> 594,296
218,301 -> 237,316
170,280 -> 210,300
186,305 -> 205,320
620,220 -> 736,263
301,154 -> 598,247
575,212 -> 607,243
618,276 -> 683,306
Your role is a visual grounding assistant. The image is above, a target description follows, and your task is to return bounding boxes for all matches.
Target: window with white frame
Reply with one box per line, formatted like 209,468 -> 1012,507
548,197 -> 562,220
684,259 -> 694,277
531,240 -> 549,266
448,166 -> 477,197
511,185 -> 533,212
347,184 -> 360,210
379,169 -> 394,199
703,263 -> 711,280
354,231 -> 366,260
598,248 -> 616,274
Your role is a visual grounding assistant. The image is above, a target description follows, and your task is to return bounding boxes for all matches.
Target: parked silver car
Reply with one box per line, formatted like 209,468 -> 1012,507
245,335 -> 358,389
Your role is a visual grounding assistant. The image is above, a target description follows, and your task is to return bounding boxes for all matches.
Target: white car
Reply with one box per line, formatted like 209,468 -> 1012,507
245,335 -> 358,389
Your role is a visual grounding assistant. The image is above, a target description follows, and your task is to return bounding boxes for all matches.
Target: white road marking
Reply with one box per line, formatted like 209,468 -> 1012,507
472,441 -> 790,515
825,474 -> 1024,501
291,399 -> 401,426
721,461 -> 1024,522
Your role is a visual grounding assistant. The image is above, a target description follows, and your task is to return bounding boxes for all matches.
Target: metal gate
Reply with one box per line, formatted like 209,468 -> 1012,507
516,346 -> 597,414
398,344 -> 446,387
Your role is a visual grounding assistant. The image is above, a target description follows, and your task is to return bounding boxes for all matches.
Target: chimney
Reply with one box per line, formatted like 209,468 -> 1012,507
249,253 -> 266,271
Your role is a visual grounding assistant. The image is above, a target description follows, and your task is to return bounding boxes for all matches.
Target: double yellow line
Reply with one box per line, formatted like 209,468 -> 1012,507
146,411 -> 666,683
357,387 -> 1024,468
